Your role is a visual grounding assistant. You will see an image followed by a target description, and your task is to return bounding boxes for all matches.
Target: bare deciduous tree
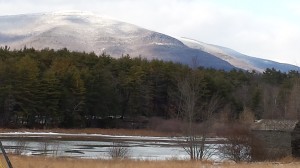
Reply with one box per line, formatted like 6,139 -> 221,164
178,68 -> 203,160
178,66 -> 220,160
262,84 -> 280,118
287,77 -> 300,119
239,108 -> 255,124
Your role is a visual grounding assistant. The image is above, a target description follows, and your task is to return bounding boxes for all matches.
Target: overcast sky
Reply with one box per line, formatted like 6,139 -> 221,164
0,0 -> 300,65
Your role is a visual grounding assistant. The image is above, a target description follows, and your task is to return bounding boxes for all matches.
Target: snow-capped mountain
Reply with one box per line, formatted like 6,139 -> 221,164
0,12 -> 298,72
179,37 -> 299,72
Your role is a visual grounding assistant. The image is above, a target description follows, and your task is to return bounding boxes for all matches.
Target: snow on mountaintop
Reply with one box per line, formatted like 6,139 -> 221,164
0,12 -> 298,72
1,11 -> 139,33
179,37 -> 300,72
179,37 -> 264,72
1,12 -> 235,70
0,12 -> 174,55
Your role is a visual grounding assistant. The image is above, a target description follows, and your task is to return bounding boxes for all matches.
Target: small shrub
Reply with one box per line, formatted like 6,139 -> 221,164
108,142 -> 130,159
219,134 -> 252,162
218,122 -> 266,162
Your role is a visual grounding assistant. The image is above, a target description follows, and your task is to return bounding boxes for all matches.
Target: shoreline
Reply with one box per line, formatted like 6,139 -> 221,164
5,155 -> 300,168
0,128 -> 178,137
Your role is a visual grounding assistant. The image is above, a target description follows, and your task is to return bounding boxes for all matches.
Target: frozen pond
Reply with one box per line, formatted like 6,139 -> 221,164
0,132 -> 223,160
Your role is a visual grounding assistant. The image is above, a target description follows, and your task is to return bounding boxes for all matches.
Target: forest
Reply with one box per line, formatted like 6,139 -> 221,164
0,47 -> 299,128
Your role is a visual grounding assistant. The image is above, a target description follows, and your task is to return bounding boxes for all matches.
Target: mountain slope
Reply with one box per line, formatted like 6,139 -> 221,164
0,12 -> 234,70
0,12 -> 298,72
179,37 -> 299,72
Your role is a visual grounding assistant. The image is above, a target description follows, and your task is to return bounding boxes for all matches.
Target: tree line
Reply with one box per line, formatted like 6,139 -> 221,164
0,47 -> 299,128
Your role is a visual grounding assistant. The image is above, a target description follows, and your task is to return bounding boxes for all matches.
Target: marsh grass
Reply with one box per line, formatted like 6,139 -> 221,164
7,156 -> 300,168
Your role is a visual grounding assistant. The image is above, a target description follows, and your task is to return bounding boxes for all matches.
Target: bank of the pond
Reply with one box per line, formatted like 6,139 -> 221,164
5,155 -> 300,168
0,128 -> 178,137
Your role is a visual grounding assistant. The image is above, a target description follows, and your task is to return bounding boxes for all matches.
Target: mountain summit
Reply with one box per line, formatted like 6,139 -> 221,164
0,12 -> 298,72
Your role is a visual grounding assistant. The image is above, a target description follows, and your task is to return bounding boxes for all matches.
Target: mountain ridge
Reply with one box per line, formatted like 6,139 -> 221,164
0,12 -> 298,72
179,37 -> 300,72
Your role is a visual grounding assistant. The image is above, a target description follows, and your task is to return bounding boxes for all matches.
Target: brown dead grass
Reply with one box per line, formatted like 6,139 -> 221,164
5,156 -> 300,168
9,156 -> 201,168
0,128 -> 176,137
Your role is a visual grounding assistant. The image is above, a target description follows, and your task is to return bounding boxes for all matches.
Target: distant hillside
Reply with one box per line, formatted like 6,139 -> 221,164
179,37 -> 299,72
0,12 -> 298,72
